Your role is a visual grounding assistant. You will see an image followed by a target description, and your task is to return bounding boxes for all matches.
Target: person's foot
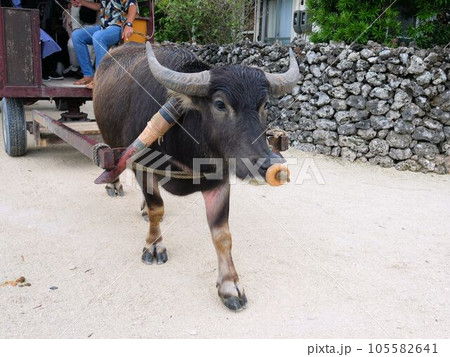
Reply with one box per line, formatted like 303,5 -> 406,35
49,71 -> 63,80
86,81 -> 95,90
42,74 -> 50,81
73,77 -> 93,85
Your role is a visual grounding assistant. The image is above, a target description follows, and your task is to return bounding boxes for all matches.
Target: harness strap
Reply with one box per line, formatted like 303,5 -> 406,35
132,162 -> 205,180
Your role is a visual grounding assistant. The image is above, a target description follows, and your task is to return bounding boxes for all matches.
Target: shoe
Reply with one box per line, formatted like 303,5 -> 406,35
63,66 -> 81,78
49,71 -> 63,80
63,69 -> 77,78
43,75 -> 50,81
74,70 -> 84,80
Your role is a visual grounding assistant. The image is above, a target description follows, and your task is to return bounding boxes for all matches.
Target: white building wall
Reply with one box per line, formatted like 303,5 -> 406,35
290,0 -> 308,41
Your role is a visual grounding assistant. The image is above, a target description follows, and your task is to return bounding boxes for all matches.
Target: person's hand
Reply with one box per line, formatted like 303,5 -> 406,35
72,0 -> 82,7
122,25 -> 134,42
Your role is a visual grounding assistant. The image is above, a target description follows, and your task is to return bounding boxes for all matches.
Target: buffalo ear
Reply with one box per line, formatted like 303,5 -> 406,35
168,91 -> 201,112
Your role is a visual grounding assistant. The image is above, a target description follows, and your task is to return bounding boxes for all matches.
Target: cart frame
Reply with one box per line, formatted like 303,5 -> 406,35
0,2 -> 155,157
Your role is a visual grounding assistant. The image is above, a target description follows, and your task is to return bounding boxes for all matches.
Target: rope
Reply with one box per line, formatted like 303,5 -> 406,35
131,31 -> 152,41
132,162 -> 205,180
92,143 -> 111,167
266,128 -> 288,137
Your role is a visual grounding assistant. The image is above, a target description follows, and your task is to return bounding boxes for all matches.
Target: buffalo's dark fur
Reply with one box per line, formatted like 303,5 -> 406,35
94,43 -> 276,195
93,43 -> 286,310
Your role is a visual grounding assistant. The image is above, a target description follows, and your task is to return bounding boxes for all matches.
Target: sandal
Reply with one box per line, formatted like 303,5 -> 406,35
86,81 -> 95,90
73,77 -> 93,85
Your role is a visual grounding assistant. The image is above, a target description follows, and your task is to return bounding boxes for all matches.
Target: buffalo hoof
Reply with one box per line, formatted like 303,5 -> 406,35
155,247 -> 168,265
141,247 -> 154,265
141,246 -> 168,265
221,294 -> 247,311
105,182 -> 124,197
218,281 -> 247,311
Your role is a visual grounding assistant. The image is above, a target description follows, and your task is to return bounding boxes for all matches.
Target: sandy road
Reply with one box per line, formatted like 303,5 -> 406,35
0,101 -> 449,338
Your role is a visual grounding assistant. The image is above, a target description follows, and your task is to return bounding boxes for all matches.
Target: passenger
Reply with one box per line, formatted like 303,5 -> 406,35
71,0 -> 138,89
40,28 -> 63,81
62,0 -> 100,79
41,0 -> 69,80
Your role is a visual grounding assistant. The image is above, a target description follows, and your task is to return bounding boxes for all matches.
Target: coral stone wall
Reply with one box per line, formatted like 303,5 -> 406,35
184,39 -> 450,174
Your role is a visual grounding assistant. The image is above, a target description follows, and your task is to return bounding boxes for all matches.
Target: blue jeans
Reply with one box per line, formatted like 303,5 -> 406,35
72,25 -> 122,77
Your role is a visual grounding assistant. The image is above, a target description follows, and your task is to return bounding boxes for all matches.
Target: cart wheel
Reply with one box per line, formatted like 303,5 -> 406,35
55,99 -> 68,111
1,98 -> 27,157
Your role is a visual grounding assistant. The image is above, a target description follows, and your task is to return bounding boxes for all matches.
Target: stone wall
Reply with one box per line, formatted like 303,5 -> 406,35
183,38 -> 450,174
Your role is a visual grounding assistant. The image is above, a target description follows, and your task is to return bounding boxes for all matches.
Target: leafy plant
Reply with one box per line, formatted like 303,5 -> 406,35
154,0 -> 254,44
138,0 -> 151,17
308,0 -> 401,45
307,0 -> 449,48
407,0 -> 450,47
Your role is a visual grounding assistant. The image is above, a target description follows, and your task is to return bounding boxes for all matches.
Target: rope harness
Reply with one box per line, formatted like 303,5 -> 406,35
92,143 -> 206,179
131,162 -> 206,180
130,31 -> 152,41
92,143 -> 112,167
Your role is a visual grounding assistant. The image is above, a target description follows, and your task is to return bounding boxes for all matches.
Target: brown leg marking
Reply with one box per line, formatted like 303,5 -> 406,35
203,183 -> 247,311
140,175 -> 167,265
145,203 -> 164,247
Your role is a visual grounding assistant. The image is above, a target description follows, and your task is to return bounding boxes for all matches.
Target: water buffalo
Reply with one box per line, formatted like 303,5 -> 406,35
93,42 -> 299,311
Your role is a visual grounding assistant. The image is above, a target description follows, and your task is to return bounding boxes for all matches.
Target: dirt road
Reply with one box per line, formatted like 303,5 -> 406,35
1,102 -> 449,338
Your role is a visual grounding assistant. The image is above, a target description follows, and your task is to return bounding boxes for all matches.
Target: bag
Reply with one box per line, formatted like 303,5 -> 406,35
79,1 -> 98,25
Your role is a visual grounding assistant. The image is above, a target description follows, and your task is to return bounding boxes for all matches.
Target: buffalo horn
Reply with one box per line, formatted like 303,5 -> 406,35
264,48 -> 300,96
145,42 -> 210,97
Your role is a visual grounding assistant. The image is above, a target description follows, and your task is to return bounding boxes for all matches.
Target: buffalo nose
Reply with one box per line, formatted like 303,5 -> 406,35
261,152 -> 290,186
260,151 -> 285,170
265,163 -> 290,186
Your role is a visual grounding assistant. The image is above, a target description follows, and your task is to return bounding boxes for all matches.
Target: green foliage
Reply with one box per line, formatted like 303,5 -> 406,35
407,0 -> 450,47
308,0 -> 450,48
308,0 -> 401,45
138,0 -> 151,17
154,0 -> 253,44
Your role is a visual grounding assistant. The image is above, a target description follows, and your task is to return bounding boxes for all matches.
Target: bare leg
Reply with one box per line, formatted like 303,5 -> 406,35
202,182 -> 247,311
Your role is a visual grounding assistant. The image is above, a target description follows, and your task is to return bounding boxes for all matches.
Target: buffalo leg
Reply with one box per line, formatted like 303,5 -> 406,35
105,179 -> 124,197
202,183 -> 247,311
139,174 -> 167,265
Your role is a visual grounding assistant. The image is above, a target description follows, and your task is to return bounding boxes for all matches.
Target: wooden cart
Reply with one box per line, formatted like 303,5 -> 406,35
0,2 -> 154,158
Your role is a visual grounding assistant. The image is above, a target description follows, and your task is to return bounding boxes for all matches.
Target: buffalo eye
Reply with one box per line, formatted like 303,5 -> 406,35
214,100 -> 226,111
264,101 -> 270,110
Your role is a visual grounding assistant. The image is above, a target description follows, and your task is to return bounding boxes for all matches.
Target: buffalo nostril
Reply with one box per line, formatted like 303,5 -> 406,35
265,163 -> 290,186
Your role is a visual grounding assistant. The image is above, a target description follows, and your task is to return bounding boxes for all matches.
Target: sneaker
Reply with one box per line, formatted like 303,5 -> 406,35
74,70 -> 84,80
63,69 -> 78,78
43,74 -> 50,81
49,71 -> 63,80
63,66 -> 81,78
